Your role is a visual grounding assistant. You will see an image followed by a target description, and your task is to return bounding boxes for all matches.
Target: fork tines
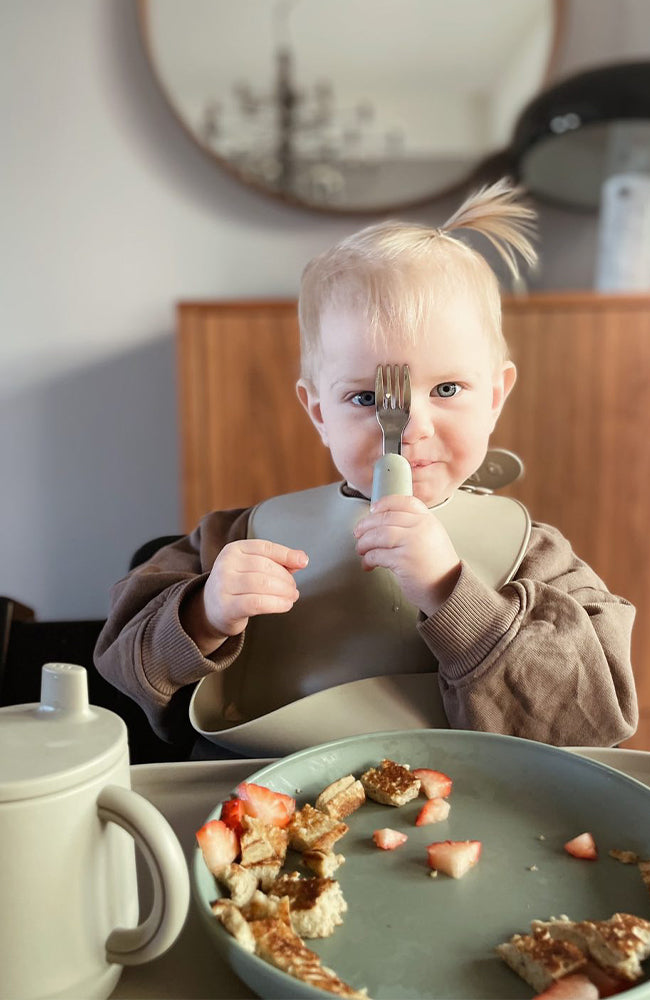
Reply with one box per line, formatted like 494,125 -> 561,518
375,364 -> 411,410
375,364 -> 411,455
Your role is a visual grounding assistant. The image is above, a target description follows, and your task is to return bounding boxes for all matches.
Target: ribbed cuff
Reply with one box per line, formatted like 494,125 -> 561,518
140,577 -> 245,697
417,564 -> 521,680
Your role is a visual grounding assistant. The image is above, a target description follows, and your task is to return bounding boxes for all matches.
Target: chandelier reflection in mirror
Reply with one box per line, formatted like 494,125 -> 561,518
198,2 -> 405,204
139,0 -> 559,213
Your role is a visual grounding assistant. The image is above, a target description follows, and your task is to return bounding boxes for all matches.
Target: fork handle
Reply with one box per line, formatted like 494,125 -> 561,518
371,454 -> 413,505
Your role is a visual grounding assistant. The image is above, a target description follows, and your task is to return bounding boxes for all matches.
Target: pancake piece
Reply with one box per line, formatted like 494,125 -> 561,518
360,759 -> 421,806
532,913 -> 650,982
315,775 -> 366,819
496,927 -> 587,993
269,871 -> 347,938
288,803 -> 349,852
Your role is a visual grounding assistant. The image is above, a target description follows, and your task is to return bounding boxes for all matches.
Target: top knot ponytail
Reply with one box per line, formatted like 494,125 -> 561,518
441,177 -> 538,279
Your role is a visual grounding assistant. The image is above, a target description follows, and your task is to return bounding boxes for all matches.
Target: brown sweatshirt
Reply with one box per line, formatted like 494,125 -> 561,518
94,493 -> 638,753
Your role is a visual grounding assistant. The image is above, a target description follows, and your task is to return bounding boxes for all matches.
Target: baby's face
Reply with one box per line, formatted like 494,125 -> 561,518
297,298 -> 515,507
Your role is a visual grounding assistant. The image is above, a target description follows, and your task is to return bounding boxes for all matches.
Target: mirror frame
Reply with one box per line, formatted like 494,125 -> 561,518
137,0 -> 566,215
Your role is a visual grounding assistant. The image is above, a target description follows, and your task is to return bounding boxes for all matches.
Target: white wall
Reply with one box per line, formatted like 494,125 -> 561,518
1,0 -> 649,618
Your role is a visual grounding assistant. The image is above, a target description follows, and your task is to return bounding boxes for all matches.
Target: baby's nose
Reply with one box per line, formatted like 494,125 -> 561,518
402,398 -> 435,443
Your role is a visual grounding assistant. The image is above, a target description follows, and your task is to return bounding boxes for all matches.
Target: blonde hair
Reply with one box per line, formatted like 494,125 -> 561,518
298,178 -> 537,381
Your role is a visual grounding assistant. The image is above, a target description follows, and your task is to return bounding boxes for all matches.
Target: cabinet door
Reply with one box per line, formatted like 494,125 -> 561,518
177,301 -> 337,528
496,294 -> 650,748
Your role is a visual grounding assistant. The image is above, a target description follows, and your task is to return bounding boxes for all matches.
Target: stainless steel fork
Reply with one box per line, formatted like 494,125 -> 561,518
371,364 -> 413,503
375,364 -> 411,455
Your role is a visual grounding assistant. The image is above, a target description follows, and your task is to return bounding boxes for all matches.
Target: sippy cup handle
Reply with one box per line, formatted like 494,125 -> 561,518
97,784 -> 190,965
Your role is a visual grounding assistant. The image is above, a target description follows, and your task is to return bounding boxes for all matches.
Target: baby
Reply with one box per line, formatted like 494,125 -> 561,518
95,180 -> 637,756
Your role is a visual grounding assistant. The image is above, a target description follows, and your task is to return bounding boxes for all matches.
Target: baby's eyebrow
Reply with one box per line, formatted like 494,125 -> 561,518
329,376 -> 374,390
428,370 -> 480,382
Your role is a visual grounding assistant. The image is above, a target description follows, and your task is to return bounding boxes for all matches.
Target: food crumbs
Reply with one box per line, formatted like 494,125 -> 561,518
609,848 -> 640,864
537,834 -> 546,841
527,865 -> 539,872
429,870 -> 438,878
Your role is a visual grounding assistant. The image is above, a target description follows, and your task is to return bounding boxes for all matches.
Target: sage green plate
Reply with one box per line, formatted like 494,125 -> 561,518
192,730 -> 650,999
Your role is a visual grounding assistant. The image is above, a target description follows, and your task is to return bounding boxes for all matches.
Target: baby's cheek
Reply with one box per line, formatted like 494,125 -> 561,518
453,426 -> 488,463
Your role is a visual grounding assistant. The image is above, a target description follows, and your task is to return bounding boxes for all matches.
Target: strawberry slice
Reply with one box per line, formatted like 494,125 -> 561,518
533,973 -> 599,1000
412,768 -> 453,799
426,839 -> 481,878
236,781 -> 296,828
415,797 -> 450,826
220,798 -> 245,838
564,832 -> 598,860
373,828 -> 408,850
196,819 -> 239,874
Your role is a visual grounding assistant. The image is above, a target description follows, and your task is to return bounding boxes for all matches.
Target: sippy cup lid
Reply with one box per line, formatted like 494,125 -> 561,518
0,663 -> 128,802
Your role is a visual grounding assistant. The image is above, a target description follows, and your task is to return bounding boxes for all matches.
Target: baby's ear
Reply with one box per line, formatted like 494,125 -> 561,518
296,379 -> 329,446
490,362 -> 517,428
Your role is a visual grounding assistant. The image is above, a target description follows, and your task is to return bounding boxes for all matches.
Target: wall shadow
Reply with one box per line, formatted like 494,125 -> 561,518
0,336 -> 180,620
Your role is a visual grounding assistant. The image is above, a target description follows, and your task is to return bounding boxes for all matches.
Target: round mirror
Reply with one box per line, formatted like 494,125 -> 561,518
138,0 -> 563,214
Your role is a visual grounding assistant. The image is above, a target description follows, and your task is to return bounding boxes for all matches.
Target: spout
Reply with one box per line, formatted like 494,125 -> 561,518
39,662 -> 91,716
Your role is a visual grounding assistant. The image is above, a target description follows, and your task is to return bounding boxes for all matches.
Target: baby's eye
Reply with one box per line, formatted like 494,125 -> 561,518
350,390 -> 376,407
432,382 -> 462,398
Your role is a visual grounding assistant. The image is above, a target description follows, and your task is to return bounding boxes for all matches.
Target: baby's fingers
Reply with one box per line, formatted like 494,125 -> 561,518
213,570 -> 300,629
237,539 -> 309,571
231,569 -> 300,601
355,525 -> 404,557
227,589 -> 299,621
354,510 -> 418,543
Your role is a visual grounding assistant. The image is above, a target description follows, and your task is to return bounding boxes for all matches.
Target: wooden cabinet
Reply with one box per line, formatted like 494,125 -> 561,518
497,294 -> 650,749
178,295 -> 650,748
177,300 -> 337,527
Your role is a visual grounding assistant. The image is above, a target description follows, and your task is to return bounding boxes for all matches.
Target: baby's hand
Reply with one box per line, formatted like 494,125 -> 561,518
353,495 -> 461,616
188,540 -> 308,650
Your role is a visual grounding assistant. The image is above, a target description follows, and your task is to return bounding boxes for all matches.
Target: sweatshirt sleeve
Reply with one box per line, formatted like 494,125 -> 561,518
417,522 -> 638,747
93,508 -> 250,741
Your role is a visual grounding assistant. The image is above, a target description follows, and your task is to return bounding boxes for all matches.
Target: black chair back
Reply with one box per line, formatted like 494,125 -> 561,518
0,596 -> 191,764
